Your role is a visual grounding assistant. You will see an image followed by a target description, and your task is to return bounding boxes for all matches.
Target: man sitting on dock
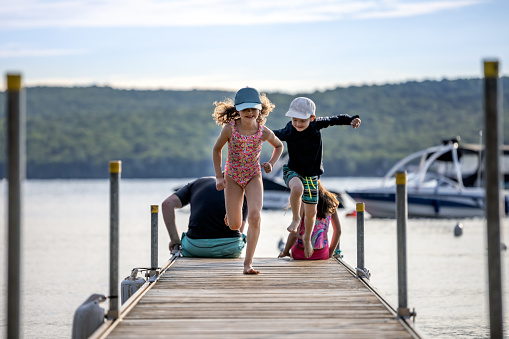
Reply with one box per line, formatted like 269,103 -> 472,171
161,176 -> 247,258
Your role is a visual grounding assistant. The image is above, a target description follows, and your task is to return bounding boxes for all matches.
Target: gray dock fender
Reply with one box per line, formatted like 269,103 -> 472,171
121,268 -> 146,304
71,294 -> 106,339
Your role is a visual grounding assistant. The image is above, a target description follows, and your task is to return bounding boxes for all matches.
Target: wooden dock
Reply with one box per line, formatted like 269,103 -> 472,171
92,257 -> 422,338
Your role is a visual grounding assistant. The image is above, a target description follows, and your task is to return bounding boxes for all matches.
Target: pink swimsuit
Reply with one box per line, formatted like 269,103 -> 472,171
296,215 -> 331,249
225,120 -> 264,188
291,215 -> 331,260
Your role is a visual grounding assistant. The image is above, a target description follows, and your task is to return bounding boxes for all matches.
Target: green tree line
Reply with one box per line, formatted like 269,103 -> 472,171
0,77 -> 508,178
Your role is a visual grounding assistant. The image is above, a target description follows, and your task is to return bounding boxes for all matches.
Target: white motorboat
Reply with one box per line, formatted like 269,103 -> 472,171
346,137 -> 508,218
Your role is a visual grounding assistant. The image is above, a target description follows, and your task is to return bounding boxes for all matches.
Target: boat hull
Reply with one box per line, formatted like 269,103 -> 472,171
263,191 -> 290,210
346,187 -> 486,218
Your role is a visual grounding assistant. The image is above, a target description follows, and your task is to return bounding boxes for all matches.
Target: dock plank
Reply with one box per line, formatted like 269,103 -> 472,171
104,258 -> 419,338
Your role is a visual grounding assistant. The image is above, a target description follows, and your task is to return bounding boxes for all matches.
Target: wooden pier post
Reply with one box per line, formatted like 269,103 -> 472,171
7,73 -> 25,339
150,205 -> 159,275
355,202 -> 369,279
483,59 -> 504,339
107,161 -> 121,320
396,171 -> 410,318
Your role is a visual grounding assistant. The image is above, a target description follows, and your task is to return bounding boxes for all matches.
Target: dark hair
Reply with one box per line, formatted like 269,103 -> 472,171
316,181 -> 339,219
212,93 -> 275,126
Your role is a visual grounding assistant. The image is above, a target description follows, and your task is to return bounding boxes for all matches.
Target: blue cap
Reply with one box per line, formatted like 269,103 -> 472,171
234,87 -> 262,111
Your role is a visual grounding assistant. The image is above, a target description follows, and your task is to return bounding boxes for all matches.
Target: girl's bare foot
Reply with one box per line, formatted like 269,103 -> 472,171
243,264 -> 260,274
303,234 -> 314,258
278,251 -> 290,258
287,219 -> 300,233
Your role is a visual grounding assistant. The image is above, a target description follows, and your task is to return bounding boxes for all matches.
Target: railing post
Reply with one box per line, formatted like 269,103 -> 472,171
355,202 -> 369,279
483,59 -> 504,339
7,73 -> 25,339
150,205 -> 159,277
396,171 -> 410,318
107,161 -> 121,320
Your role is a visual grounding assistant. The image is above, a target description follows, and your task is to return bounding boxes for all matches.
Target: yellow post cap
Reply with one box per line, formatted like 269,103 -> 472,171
109,160 -> 122,173
484,60 -> 499,78
7,74 -> 22,91
356,202 -> 365,212
396,172 -> 407,185
151,205 -> 159,213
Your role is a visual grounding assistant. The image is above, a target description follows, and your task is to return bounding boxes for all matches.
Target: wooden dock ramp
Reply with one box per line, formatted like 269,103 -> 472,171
94,257 -> 422,338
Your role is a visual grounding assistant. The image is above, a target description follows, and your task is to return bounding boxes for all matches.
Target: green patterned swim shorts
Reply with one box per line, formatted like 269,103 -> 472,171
282,165 -> 319,204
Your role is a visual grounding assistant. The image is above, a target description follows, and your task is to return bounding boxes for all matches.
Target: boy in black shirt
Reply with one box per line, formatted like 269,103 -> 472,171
273,97 -> 360,258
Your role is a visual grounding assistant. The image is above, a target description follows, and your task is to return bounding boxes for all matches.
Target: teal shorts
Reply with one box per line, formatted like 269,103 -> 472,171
283,165 -> 319,204
180,233 -> 246,258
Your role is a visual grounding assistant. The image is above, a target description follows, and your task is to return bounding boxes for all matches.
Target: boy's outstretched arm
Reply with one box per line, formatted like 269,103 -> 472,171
351,115 -> 361,129
316,114 -> 360,129
261,128 -> 283,173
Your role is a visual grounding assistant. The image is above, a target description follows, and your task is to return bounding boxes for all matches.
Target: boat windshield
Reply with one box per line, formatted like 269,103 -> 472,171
410,172 -> 460,189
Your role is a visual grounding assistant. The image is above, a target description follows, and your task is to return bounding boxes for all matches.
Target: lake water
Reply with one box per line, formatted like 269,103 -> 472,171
0,178 -> 507,338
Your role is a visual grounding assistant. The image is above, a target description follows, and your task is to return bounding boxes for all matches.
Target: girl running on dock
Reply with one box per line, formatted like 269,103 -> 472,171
213,87 -> 283,274
278,181 -> 341,260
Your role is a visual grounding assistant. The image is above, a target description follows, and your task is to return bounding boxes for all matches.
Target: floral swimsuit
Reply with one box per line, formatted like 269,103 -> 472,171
225,120 -> 264,188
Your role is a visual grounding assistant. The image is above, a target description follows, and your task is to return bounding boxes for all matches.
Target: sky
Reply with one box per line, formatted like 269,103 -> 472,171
1,0 -> 508,94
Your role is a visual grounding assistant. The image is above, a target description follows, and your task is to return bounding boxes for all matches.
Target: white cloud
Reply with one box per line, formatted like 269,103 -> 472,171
0,0 -> 484,29
355,0 -> 482,19
0,47 -> 86,58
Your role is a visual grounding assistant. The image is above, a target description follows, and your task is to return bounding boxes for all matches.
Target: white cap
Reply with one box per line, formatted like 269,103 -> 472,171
285,97 -> 316,119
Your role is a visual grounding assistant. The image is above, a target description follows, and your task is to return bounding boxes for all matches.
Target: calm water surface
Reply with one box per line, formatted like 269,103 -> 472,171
0,178 -> 507,338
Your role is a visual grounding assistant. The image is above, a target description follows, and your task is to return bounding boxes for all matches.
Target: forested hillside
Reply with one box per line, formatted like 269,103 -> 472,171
0,77 -> 508,178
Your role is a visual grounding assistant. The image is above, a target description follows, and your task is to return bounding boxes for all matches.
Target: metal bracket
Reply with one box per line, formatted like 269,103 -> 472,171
147,270 -> 159,282
398,307 -> 417,322
125,267 -> 160,282
333,249 -> 343,259
171,245 -> 182,258
356,267 -> 371,280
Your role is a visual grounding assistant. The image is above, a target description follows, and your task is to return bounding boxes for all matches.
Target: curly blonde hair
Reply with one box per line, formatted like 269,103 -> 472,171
212,93 -> 275,126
